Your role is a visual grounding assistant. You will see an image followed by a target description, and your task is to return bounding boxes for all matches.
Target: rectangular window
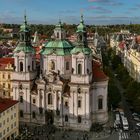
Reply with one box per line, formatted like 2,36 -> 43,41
3,120 -> 5,125
11,124 -> 13,129
3,83 -> 5,88
8,74 -> 10,79
14,113 -> 16,117
8,84 -> 10,89
20,110 -> 23,117
14,122 -> 16,127
78,100 -> 81,108
7,127 -> 9,132
98,98 -> 103,110
7,117 -> 9,122
66,62 -> 69,70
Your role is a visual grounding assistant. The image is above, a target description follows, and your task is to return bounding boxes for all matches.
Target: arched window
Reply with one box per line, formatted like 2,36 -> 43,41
98,98 -> 103,110
78,100 -> 81,108
77,64 -> 82,74
57,32 -> 59,38
48,93 -> 52,105
65,115 -> 68,122
20,62 -> 23,72
78,116 -> 81,123
66,62 -> 69,70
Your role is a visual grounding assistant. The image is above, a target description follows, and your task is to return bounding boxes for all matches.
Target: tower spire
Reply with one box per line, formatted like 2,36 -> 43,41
24,10 -> 27,24
80,14 -> 84,24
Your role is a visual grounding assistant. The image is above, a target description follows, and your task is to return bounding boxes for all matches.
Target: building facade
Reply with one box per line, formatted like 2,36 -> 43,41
0,98 -> 19,140
12,15 -> 109,131
0,58 -> 14,98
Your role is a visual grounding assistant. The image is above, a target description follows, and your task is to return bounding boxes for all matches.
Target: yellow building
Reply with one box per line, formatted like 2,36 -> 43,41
0,98 -> 19,140
0,58 -> 14,98
124,48 -> 140,82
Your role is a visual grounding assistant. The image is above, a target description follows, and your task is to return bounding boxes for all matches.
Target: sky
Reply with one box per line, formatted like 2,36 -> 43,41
0,0 -> 140,25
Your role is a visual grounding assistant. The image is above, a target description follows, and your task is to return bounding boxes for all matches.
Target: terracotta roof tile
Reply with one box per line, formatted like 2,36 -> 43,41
0,57 -> 14,65
0,57 -> 14,69
0,98 -> 18,113
92,60 -> 108,82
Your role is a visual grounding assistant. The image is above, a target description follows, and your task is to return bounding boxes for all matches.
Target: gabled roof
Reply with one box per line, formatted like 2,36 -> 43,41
92,60 -> 108,82
0,98 -> 18,113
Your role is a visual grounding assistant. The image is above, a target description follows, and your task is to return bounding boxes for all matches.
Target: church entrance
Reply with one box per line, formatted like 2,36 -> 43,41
45,110 -> 54,125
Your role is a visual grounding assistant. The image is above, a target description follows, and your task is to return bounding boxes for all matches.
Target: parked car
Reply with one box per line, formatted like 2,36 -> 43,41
133,116 -> 140,121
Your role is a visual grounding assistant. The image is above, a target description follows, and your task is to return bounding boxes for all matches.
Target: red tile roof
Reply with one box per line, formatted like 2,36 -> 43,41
92,60 -> 108,82
0,57 -> 14,70
0,98 -> 18,113
0,57 -> 14,64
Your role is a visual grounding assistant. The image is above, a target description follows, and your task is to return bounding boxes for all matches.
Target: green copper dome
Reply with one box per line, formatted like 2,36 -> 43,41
14,14 -> 35,54
71,45 -> 92,55
55,19 -> 63,29
14,42 -> 35,54
41,40 -> 74,56
20,15 -> 30,32
77,15 -> 86,33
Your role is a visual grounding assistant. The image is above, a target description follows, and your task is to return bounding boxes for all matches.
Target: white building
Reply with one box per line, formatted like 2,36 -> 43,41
12,15 -> 109,131
0,98 -> 19,140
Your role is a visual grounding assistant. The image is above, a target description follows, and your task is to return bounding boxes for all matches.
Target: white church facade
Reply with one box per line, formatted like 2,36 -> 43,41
12,15 -> 109,131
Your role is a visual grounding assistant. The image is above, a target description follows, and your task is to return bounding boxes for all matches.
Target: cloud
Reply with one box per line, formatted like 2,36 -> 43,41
84,6 -> 112,14
88,0 -> 123,6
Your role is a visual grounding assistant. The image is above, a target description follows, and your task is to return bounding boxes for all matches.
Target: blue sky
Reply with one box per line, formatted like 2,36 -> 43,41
0,0 -> 140,25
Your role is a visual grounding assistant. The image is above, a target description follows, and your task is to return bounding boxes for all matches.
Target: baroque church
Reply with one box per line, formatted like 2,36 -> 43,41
12,15 -> 109,131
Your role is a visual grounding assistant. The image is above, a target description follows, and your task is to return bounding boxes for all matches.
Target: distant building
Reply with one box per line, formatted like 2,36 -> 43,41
124,36 -> 140,82
0,98 -> 19,140
0,58 -> 14,98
